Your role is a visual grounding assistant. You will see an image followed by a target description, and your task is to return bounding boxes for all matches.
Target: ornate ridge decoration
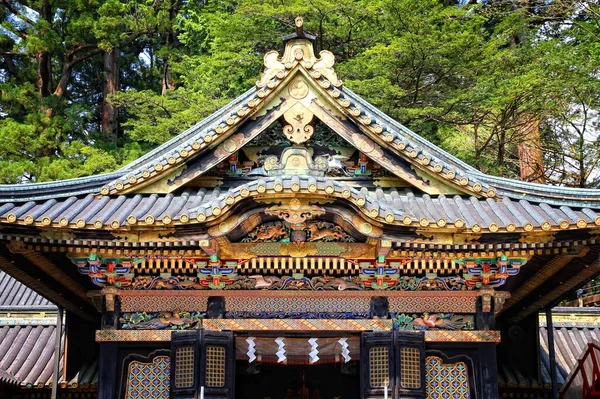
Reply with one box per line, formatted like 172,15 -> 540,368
392,313 -> 474,331
264,198 -> 327,224
126,273 -> 473,291
257,17 -> 342,88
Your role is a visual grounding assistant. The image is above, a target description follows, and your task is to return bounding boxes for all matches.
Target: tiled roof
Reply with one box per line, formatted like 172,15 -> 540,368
1,74 -> 600,207
0,271 -> 56,310
0,272 -> 97,390
0,324 -> 98,389
0,325 -> 64,387
0,179 -> 599,233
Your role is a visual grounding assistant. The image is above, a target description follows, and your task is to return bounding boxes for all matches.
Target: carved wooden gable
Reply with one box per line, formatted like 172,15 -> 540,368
102,18 -> 489,198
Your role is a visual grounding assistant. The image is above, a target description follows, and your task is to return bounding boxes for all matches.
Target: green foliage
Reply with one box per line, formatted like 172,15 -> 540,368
1,0 -> 600,185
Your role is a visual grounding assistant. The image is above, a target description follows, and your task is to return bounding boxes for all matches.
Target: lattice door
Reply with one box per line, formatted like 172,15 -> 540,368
360,331 -> 395,399
200,330 -> 235,399
171,330 -> 200,399
171,330 -> 235,399
394,331 -> 425,398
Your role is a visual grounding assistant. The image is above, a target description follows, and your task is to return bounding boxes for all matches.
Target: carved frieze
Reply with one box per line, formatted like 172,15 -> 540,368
241,220 -> 356,243
124,272 -> 473,292
392,313 -> 474,331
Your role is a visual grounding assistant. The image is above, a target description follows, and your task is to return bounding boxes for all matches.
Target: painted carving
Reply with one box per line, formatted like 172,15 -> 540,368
241,220 -> 355,243
393,313 -> 474,331
360,261 -> 401,289
264,146 -> 328,176
455,255 -> 527,288
196,257 -> 238,289
120,311 -> 203,330
265,198 -> 326,225
125,272 -> 472,292
307,222 -> 348,241
242,221 -> 290,242
391,275 -> 472,291
225,311 -> 369,319
72,253 -> 139,287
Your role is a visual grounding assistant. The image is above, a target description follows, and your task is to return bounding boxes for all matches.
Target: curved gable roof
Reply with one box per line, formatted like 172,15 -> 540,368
0,27 -> 598,208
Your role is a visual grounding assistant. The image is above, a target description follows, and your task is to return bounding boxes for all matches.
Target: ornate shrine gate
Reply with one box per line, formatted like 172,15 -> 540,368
1,16 -> 600,399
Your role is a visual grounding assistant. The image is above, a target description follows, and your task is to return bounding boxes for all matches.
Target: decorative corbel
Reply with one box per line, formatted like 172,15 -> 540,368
479,287 -> 494,313
71,253 -> 138,288
101,286 -> 120,330
359,257 -> 400,290
196,256 -> 237,289
457,254 -> 528,288
476,288 -> 510,331
199,239 -> 219,257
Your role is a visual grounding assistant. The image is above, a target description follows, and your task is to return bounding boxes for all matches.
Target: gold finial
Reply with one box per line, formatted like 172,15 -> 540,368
295,16 -> 304,35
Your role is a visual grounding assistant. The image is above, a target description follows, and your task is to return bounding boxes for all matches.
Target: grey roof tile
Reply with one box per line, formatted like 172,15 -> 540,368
0,271 -> 54,309
1,177 -> 600,233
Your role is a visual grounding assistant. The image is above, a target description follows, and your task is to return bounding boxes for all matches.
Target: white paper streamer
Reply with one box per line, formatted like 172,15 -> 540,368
246,337 -> 256,363
308,338 -> 320,364
275,337 -> 286,363
339,337 -> 351,363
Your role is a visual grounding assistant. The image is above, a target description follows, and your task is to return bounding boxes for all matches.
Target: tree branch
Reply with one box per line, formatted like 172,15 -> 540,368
1,0 -> 37,27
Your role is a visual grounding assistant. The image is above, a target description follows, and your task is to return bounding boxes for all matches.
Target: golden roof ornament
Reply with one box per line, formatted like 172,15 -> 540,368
295,16 -> 304,35
257,17 -> 342,88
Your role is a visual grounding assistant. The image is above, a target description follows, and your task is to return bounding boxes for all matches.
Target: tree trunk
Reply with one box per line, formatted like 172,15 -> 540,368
37,52 -> 52,98
517,118 -> 546,183
102,48 -> 120,139
37,0 -> 53,99
161,1 -> 178,95
161,57 -> 175,95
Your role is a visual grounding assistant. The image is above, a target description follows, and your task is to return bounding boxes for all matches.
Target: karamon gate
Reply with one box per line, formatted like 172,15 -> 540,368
1,17 -> 600,399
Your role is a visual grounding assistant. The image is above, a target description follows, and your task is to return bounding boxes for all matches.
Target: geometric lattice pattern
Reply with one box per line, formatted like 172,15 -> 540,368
205,346 -> 226,387
401,347 -> 421,389
202,318 -> 393,332
369,347 -> 390,388
425,356 -> 470,398
175,347 -> 195,389
121,293 -> 208,312
423,330 -> 500,343
124,356 -> 170,399
388,296 -> 476,313
226,296 -> 370,313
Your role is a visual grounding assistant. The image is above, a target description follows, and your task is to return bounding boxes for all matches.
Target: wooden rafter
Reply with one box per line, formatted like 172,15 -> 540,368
498,250 -> 587,315
0,247 -> 96,321
510,256 -> 600,323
